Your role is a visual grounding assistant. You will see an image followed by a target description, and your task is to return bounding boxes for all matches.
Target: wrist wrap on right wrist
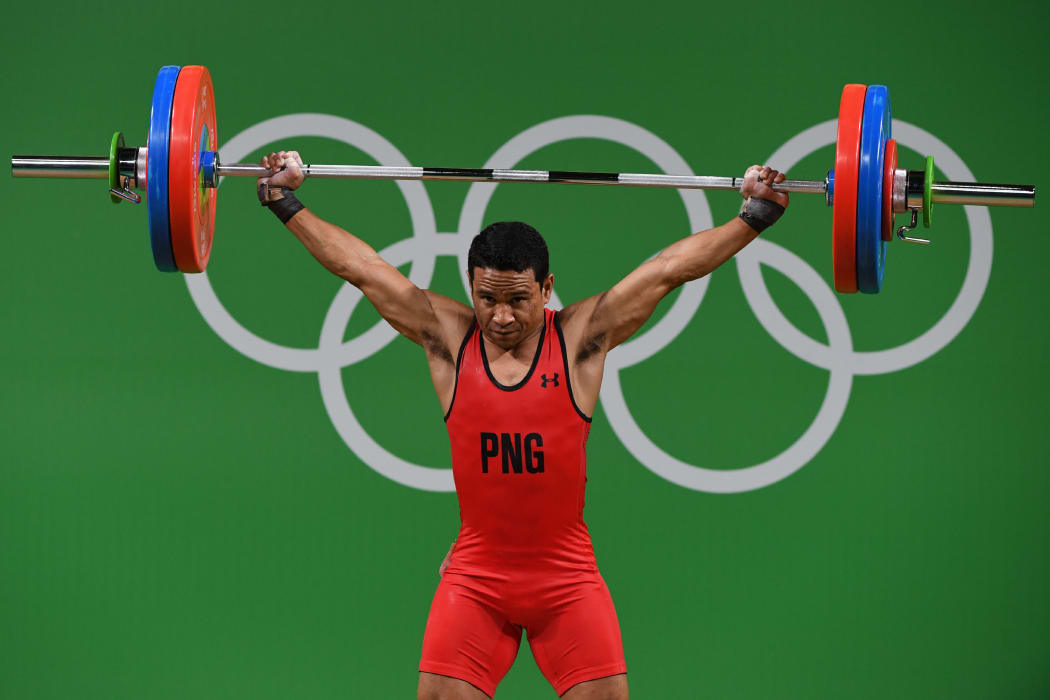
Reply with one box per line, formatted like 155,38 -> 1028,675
258,184 -> 305,224
268,193 -> 305,224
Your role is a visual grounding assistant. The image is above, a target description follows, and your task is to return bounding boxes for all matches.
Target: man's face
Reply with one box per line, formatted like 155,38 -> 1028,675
469,267 -> 553,350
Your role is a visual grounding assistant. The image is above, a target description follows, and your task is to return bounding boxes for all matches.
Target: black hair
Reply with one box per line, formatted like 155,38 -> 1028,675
467,221 -> 549,283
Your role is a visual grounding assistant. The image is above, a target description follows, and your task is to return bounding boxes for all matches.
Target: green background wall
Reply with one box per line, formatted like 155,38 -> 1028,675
2,1 -> 1047,697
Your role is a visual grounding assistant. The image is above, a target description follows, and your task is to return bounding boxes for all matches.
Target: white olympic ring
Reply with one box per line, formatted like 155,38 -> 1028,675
185,113 -> 992,494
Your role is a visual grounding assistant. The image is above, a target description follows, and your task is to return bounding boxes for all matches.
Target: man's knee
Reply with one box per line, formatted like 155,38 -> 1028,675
418,672 -> 489,700
561,673 -> 628,699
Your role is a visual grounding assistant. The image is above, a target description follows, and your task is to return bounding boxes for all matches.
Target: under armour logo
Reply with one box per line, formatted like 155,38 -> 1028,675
540,373 -> 559,388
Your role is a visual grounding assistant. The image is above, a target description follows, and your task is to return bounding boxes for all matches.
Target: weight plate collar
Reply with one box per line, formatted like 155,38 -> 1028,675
882,139 -> 897,242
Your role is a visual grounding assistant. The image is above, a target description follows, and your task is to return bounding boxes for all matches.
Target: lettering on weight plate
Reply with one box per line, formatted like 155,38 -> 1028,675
480,432 -> 544,474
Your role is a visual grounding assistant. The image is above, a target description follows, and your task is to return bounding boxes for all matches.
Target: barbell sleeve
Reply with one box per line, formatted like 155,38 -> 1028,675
11,155 -> 111,178
924,182 -> 1035,208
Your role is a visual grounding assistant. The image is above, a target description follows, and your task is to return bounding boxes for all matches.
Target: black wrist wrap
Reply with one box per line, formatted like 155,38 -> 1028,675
267,190 -> 305,224
738,197 -> 785,234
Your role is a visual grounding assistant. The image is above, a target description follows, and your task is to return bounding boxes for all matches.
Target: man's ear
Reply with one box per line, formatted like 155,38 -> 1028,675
541,273 -> 554,302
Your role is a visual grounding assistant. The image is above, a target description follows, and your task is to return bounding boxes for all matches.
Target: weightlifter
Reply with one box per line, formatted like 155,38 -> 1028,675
256,151 -> 789,699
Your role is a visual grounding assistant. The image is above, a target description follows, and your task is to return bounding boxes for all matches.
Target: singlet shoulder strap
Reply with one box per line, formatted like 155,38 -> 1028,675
552,310 -> 592,423
443,319 -> 477,422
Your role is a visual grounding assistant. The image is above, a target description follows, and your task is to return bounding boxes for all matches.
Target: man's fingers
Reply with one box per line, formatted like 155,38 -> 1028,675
256,150 -> 307,193
741,165 -> 761,197
284,151 -> 304,173
747,166 -> 787,187
266,150 -> 304,176
438,541 -> 455,577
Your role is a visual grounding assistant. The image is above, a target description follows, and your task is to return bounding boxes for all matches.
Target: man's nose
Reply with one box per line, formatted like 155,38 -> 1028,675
493,304 -> 514,325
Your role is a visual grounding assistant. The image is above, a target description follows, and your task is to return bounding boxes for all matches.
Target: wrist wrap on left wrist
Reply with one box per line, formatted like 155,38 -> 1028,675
738,197 -> 785,234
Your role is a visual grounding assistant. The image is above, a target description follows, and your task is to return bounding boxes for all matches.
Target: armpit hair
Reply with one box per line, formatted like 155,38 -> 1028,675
421,329 -> 454,365
569,291 -> 610,364
576,331 -> 606,364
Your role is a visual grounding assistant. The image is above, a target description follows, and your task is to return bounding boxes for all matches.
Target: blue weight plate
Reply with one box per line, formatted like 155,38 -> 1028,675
147,65 -> 181,272
856,85 -> 891,293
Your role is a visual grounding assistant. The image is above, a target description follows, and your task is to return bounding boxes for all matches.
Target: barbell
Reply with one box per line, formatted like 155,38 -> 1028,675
10,65 -> 1036,294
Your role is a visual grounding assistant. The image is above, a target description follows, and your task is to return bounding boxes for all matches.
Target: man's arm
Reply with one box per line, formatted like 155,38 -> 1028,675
259,151 -> 472,354
559,166 -> 788,394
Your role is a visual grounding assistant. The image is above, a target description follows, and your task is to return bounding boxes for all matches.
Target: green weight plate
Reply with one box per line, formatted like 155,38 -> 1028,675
923,155 -> 934,228
109,131 -> 124,204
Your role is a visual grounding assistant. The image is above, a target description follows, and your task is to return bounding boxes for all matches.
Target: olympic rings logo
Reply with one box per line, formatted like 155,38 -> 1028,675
185,113 -> 993,494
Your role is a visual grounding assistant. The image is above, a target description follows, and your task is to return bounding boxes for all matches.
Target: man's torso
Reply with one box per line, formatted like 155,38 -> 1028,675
443,308 -> 597,575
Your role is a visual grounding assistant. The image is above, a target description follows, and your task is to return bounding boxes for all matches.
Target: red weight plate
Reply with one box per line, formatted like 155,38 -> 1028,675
169,65 -> 218,273
882,139 -> 897,242
832,84 -> 866,293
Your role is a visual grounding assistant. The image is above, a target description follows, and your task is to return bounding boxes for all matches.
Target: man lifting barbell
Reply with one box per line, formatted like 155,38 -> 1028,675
256,149 -> 788,699
5,65 -> 1039,698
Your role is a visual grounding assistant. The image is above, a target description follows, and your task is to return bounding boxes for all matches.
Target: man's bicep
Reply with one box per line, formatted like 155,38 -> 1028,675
354,258 -> 448,345
561,256 -> 675,355
597,257 -> 676,348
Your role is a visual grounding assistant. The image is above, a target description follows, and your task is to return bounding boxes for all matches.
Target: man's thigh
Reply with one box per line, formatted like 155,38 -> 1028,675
527,573 -> 627,696
419,574 -> 522,698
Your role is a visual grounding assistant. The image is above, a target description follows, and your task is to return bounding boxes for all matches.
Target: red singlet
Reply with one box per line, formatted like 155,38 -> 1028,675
419,308 -> 626,697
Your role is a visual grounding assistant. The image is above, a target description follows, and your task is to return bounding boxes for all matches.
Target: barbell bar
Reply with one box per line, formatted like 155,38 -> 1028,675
11,153 -> 1033,205
9,65 -> 1036,293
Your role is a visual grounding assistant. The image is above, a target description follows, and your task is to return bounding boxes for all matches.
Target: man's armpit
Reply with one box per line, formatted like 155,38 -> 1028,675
421,328 -> 455,365
575,331 -> 607,364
